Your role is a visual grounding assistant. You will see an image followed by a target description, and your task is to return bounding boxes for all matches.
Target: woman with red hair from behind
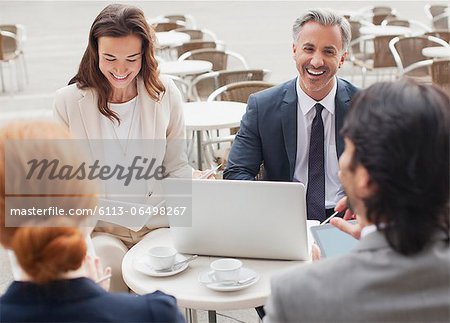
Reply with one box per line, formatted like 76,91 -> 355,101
0,121 -> 184,322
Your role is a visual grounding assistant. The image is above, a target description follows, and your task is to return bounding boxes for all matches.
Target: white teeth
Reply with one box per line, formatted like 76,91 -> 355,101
112,73 -> 127,80
307,69 -> 325,76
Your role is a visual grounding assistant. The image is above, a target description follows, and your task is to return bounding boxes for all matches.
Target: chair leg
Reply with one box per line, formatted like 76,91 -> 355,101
0,63 -> 5,93
20,52 -> 29,84
14,60 -> 24,91
8,61 -> 16,92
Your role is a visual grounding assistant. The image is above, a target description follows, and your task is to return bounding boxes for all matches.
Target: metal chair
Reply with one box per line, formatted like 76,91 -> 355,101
0,24 -> 27,90
163,14 -> 196,28
424,4 -> 448,29
190,69 -> 271,101
431,59 -> 450,95
432,12 -> 449,30
178,49 -> 249,71
174,28 -> 217,41
153,21 -> 185,32
349,34 -> 399,87
164,74 -> 190,101
0,30 -> 24,92
424,30 -> 450,43
203,81 -> 274,159
207,81 -> 274,103
173,40 -> 224,58
382,18 -> 432,32
389,35 -> 450,83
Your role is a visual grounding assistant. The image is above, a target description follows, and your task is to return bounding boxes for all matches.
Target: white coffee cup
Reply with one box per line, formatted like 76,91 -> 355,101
148,246 -> 177,270
209,258 -> 242,282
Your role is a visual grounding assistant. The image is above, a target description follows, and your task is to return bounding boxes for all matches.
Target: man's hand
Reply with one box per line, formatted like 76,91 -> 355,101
334,196 -> 355,220
331,196 -> 362,239
330,217 -> 361,240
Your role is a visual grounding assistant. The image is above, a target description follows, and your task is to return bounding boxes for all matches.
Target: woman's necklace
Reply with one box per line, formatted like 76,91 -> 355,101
110,97 -> 137,156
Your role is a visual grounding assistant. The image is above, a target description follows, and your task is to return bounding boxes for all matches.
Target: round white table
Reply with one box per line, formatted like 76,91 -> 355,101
183,101 -> 246,169
156,32 -> 190,47
422,46 -> 450,58
359,25 -> 411,36
122,228 -> 304,321
159,60 -> 213,77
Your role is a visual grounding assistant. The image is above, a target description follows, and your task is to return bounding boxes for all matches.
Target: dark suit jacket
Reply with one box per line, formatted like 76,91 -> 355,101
224,77 -> 358,181
0,277 -> 185,322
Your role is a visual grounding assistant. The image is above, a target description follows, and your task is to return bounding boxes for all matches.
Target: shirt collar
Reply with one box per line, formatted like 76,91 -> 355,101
296,76 -> 337,116
360,224 -> 378,239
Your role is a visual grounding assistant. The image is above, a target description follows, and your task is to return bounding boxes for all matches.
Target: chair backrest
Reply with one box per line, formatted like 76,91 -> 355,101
207,81 -> 274,103
174,28 -> 217,41
163,14 -> 196,28
191,69 -> 270,101
389,35 -> 450,76
179,49 -> 249,71
174,40 -> 218,57
425,4 -> 448,20
431,59 -> 450,95
373,13 -> 396,25
373,35 -> 399,68
372,6 -> 394,14
424,30 -> 450,43
153,21 -> 185,32
0,31 -> 19,61
432,12 -> 449,30
164,74 -> 190,101
383,18 -> 410,27
349,20 -> 363,54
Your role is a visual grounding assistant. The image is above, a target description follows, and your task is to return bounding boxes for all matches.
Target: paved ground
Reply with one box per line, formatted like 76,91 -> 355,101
0,1 -> 445,322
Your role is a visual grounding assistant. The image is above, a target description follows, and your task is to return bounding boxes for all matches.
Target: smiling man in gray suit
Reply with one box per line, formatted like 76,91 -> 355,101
224,9 -> 358,222
264,79 -> 450,322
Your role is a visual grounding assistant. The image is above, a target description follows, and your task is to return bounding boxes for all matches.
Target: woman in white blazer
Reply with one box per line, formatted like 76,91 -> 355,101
54,4 -> 196,291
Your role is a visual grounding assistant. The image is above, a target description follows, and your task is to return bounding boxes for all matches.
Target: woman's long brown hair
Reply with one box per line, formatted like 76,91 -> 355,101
72,4 -> 165,123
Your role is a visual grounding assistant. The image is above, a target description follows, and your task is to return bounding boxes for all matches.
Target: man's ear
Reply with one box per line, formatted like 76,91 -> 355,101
339,50 -> 348,68
292,43 -> 297,57
355,165 -> 376,198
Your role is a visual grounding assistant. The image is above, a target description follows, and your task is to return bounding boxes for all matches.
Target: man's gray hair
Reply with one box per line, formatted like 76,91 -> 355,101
292,8 -> 351,52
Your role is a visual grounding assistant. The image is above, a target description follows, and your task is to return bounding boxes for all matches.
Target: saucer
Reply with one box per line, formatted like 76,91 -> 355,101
198,267 -> 259,292
134,254 -> 188,277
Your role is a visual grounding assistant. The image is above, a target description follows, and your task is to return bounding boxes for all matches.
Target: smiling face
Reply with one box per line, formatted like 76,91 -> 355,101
293,21 -> 347,101
98,34 -> 142,98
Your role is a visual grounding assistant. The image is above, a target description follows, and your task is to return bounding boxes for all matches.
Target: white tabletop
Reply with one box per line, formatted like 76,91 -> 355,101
121,228 -> 304,310
156,32 -> 190,47
183,101 -> 246,131
422,46 -> 450,58
159,60 -> 212,76
359,25 -> 411,36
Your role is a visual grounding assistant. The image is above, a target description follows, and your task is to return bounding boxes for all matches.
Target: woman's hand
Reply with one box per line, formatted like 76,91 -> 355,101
85,255 -> 112,291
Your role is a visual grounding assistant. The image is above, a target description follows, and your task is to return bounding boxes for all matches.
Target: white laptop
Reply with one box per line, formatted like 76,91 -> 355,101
162,179 -> 310,260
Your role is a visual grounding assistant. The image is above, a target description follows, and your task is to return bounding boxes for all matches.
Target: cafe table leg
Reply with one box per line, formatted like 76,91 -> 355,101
196,130 -> 203,170
207,310 -> 217,323
185,308 -> 199,323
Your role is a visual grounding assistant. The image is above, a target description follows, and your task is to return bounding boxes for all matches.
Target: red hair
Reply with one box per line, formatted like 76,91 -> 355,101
0,121 -> 97,283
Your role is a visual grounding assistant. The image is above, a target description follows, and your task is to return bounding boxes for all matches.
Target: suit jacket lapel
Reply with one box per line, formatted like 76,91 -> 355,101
78,88 -> 102,140
335,78 -> 351,158
280,78 -> 298,180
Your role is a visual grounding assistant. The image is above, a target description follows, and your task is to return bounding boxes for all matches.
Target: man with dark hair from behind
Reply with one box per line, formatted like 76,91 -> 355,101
264,79 -> 450,322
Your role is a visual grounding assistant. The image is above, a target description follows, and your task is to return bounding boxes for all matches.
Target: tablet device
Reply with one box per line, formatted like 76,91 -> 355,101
310,221 -> 359,258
